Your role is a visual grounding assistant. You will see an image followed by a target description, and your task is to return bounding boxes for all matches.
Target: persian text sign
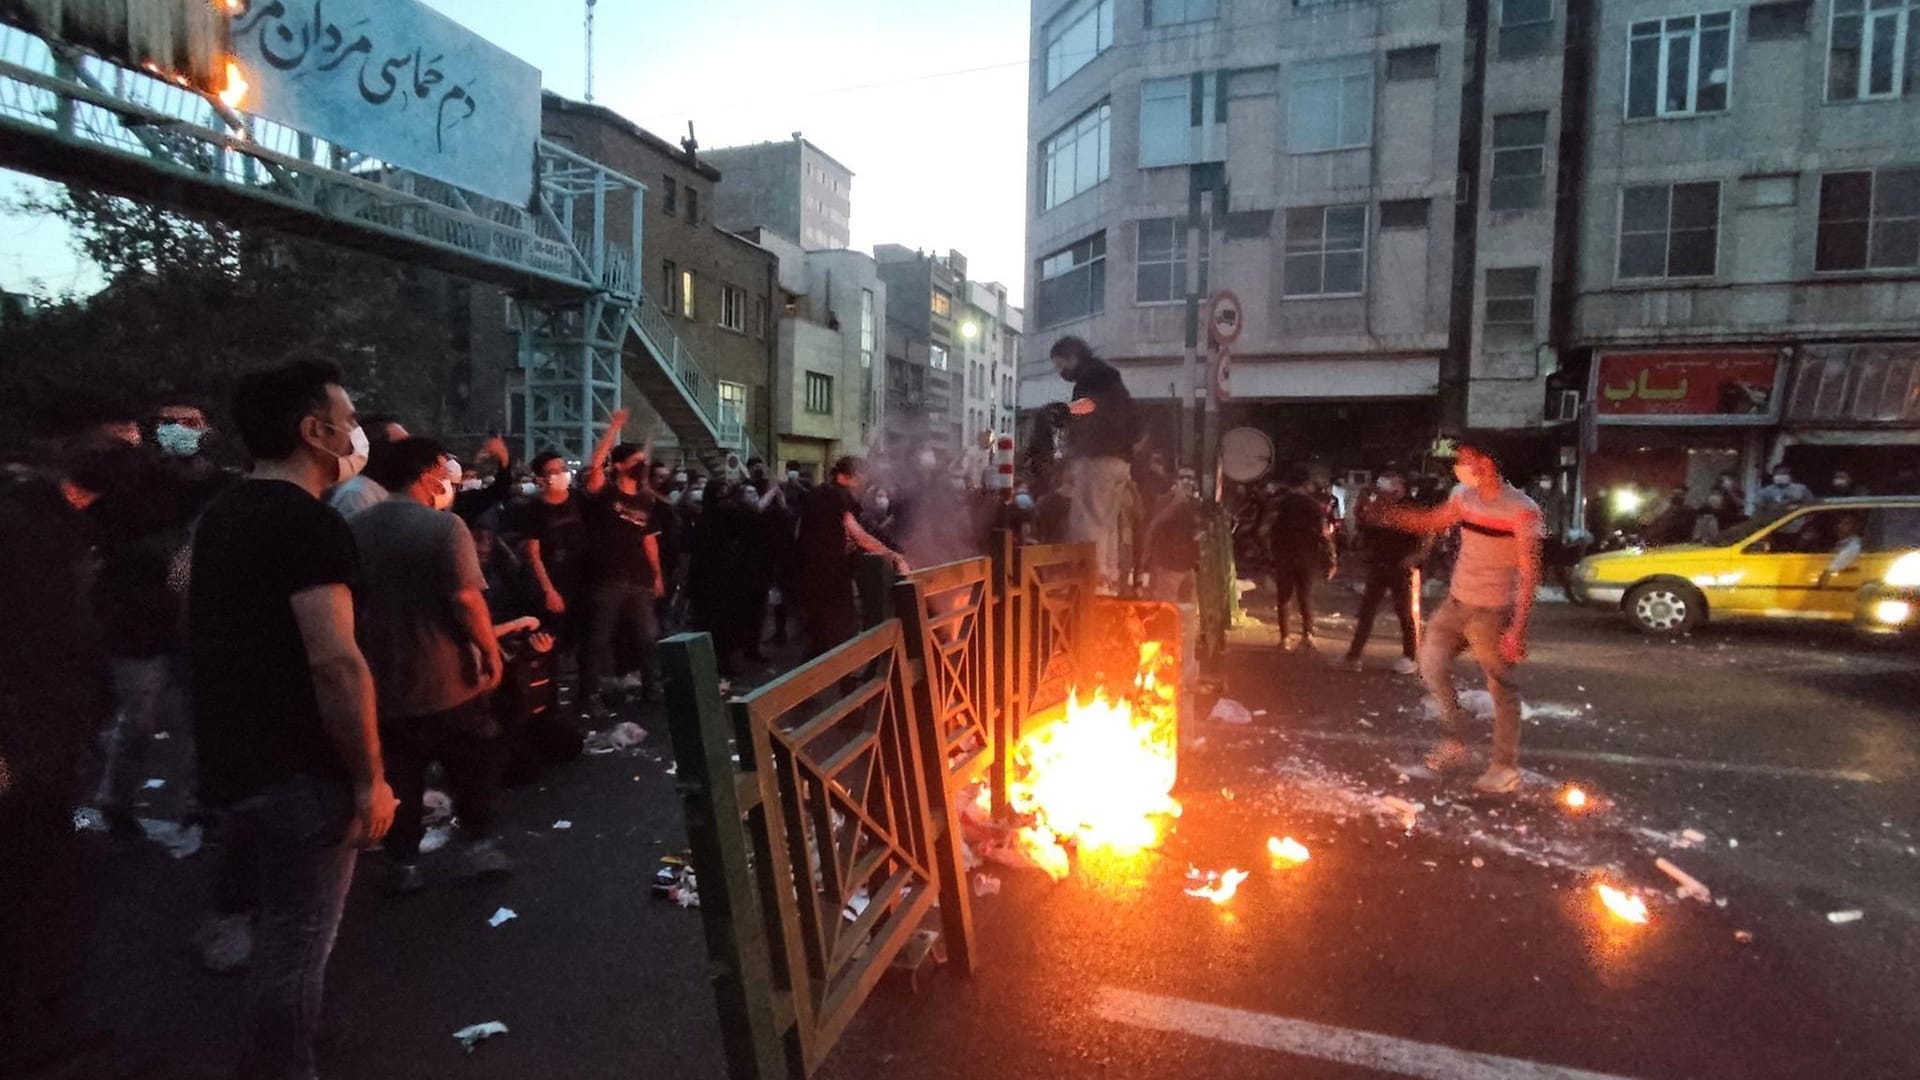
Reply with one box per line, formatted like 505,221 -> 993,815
1592,349 -> 1783,425
232,0 -> 539,205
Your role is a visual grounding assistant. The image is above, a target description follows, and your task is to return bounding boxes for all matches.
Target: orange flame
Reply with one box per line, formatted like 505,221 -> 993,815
1267,836 -> 1311,864
1007,643 -> 1181,877
1184,868 -> 1249,905
218,60 -> 249,110
1595,883 -> 1648,924
1563,786 -> 1589,811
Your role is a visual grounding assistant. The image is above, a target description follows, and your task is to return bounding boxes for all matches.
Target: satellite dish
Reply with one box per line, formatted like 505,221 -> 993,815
1219,427 -> 1274,484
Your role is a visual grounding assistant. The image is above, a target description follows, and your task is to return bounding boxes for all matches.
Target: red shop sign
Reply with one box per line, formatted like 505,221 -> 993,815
1591,349 -> 1784,425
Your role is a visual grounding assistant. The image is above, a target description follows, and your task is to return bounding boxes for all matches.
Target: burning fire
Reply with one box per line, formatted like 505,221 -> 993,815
1562,786 -> 1589,811
218,60 -> 250,110
1007,642 -> 1181,876
1184,868 -> 1249,905
1595,883 -> 1648,924
1267,836 -> 1311,864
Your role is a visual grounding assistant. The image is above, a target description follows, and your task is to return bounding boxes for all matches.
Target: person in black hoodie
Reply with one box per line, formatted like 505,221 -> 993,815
1051,336 -> 1136,591
1341,471 -> 1428,673
1266,468 -> 1336,652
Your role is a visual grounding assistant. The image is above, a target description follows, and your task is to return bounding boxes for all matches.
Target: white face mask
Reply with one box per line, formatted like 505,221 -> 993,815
1376,477 -> 1394,492
786,470 -> 799,482
874,496 -> 891,513
329,423 -> 370,482
689,488 -> 704,504
519,481 -> 539,497
917,450 -> 938,469
1772,475 -> 1790,486
445,458 -> 463,485
461,477 -> 485,492
674,472 -> 688,484
547,470 -> 574,492
155,422 -> 203,457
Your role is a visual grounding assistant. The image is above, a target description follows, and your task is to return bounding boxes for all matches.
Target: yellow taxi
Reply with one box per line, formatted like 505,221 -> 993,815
1570,497 -> 1920,636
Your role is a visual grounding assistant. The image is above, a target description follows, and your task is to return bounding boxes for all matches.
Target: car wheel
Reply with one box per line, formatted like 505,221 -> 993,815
1626,581 -> 1703,636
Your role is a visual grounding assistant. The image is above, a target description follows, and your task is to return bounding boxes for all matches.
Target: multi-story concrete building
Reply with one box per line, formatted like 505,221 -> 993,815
957,279 -> 1022,445
1566,0 -> 1920,511
739,227 -> 885,474
875,244 -> 965,452
1022,0 -> 1481,472
703,136 -> 855,251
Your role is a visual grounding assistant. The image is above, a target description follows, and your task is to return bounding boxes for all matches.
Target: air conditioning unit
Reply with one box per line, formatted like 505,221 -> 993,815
1549,389 -> 1580,424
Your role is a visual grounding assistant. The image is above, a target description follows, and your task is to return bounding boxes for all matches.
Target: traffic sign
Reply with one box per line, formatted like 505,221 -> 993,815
1207,290 -> 1243,347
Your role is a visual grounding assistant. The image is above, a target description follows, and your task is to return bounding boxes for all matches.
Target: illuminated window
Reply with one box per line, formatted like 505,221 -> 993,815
680,269 -> 697,319
804,372 -> 833,415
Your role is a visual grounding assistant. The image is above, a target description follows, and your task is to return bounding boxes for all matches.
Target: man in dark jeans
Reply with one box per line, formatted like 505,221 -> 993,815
190,359 -> 396,1079
795,457 -> 909,658
350,437 -> 506,893
1342,471 -> 1427,674
580,432 -> 666,714
1267,468 -> 1336,652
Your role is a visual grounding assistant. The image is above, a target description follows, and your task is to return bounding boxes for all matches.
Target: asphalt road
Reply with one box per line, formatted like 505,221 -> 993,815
55,586 -> 1920,1079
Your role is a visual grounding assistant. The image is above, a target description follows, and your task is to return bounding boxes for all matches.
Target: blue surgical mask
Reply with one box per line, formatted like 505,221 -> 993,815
1014,493 -> 1034,511
154,422 -> 203,457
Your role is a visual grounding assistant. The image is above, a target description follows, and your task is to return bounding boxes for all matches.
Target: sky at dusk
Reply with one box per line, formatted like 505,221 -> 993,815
0,0 -> 1033,302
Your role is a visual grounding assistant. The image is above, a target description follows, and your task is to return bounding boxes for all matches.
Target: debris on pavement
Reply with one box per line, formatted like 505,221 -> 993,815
1378,796 -> 1422,831
487,907 -> 517,928
585,721 -> 648,754
1654,857 -> 1711,902
1735,930 -> 1755,944
141,777 -> 166,790
1827,910 -> 1864,925
1182,867 -> 1250,905
1207,698 -> 1254,726
972,873 -> 1002,897
137,817 -> 203,859
991,826 -> 1070,882
453,1021 -> 509,1052
652,853 -> 701,907
73,807 -> 107,833
421,789 -> 453,825
551,819 -> 573,830
419,824 -> 453,855
1267,836 -> 1310,864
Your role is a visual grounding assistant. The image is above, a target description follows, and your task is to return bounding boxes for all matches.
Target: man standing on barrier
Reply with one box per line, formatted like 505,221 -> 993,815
1050,335 -> 1136,593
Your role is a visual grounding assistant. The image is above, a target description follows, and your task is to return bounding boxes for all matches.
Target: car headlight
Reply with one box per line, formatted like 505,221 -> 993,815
1885,552 -> 1920,588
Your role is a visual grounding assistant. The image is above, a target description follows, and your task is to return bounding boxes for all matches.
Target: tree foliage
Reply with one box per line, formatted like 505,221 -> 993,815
0,186 -> 462,451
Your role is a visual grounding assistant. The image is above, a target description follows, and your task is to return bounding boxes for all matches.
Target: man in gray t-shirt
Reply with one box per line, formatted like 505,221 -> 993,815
1381,444 -> 1543,794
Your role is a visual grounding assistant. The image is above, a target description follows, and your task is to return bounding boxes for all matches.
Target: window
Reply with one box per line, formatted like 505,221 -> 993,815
1490,111 -> 1549,211
1135,217 -> 1208,303
1386,44 -> 1441,81
1380,198 -> 1429,229
717,381 -> 746,446
680,268 -> 697,318
1289,56 -> 1373,153
1484,268 -> 1539,333
1036,231 -> 1107,327
686,188 -> 699,223
1829,0 -> 1919,101
860,289 -> 876,368
1044,0 -> 1113,93
1140,72 -> 1223,167
1816,168 -> 1920,271
1040,102 -> 1111,210
931,289 -> 952,318
663,260 -> 679,313
804,372 -> 833,415
1283,205 -> 1367,297
1626,13 -> 1732,119
1749,0 -> 1811,39
929,344 -> 950,371
1618,181 -> 1720,279
662,176 -> 677,215
720,286 -> 746,332
1499,0 -> 1555,58
1148,0 -> 1217,27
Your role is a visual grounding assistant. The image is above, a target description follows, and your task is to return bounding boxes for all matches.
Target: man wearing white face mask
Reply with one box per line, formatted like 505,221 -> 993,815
347,438 -> 506,891
326,413 -> 405,519
188,359 -> 395,1077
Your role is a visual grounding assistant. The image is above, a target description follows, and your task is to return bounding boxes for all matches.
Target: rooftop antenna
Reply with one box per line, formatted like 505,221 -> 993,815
584,0 -> 597,103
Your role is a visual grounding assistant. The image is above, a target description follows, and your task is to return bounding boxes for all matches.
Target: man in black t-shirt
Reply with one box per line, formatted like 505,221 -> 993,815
189,359 -> 396,1078
1267,469 -> 1337,652
580,431 -> 664,713
1342,472 -> 1428,673
794,457 -> 908,658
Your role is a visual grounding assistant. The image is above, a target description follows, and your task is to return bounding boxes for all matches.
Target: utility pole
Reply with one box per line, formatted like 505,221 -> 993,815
584,0 -> 597,103
1184,165 -> 1224,500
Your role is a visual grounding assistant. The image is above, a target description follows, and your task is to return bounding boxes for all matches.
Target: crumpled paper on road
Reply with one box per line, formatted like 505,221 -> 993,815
453,1021 -> 508,1052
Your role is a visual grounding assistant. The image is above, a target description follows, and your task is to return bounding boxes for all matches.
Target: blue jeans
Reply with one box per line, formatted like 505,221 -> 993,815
228,773 -> 358,1080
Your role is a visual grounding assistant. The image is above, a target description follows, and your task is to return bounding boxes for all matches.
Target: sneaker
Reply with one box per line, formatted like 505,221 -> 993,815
458,839 -> 514,879
1338,657 -> 1365,672
1425,739 -> 1471,773
387,862 -> 428,896
1392,657 -> 1421,676
192,913 -> 253,974
1472,764 -> 1523,794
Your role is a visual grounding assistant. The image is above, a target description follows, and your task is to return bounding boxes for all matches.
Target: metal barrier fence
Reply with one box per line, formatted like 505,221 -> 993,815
662,534 -> 1101,1078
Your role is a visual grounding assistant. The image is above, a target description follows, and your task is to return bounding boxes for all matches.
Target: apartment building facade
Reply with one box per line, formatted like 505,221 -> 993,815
875,244 -> 966,452
958,279 -> 1023,443
704,136 -> 855,251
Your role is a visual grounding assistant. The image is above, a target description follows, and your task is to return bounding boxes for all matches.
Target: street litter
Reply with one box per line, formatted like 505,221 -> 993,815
1827,910 -> 1864,925
1735,930 -> 1754,943
551,819 -> 572,830
843,890 -> 870,922
487,907 -> 517,928
1267,836 -> 1310,864
652,853 -> 700,907
972,873 -> 1002,897
1207,698 -> 1254,726
1183,867 -> 1250,905
1655,857 -> 1711,903
453,1021 -> 508,1052
1471,856 -> 1485,869
1378,796 -> 1422,831
585,722 -> 648,754
137,817 -> 203,859
73,807 -> 106,833
421,789 -> 453,824
1595,883 -> 1649,924
142,778 -> 166,790
1681,828 -> 1708,846
419,825 -> 453,854
151,731 -> 170,741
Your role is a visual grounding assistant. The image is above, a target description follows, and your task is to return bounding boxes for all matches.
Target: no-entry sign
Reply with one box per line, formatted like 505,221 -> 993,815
1207,290 -> 1243,348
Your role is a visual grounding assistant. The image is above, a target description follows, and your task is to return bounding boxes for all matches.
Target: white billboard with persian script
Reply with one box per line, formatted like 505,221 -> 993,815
231,0 -> 539,205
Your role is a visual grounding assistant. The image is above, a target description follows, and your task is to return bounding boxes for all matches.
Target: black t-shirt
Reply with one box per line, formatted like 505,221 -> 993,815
1267,491 -> 1332,565
796,483 -> 859,587
507,494 -> 586,596
189,479 -> 356,807
584,485 -> 661,587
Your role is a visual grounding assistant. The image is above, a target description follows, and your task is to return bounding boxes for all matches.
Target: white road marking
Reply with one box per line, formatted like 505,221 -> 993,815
1093,987 -> 1642,1080
1278,729 -> 1880,783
